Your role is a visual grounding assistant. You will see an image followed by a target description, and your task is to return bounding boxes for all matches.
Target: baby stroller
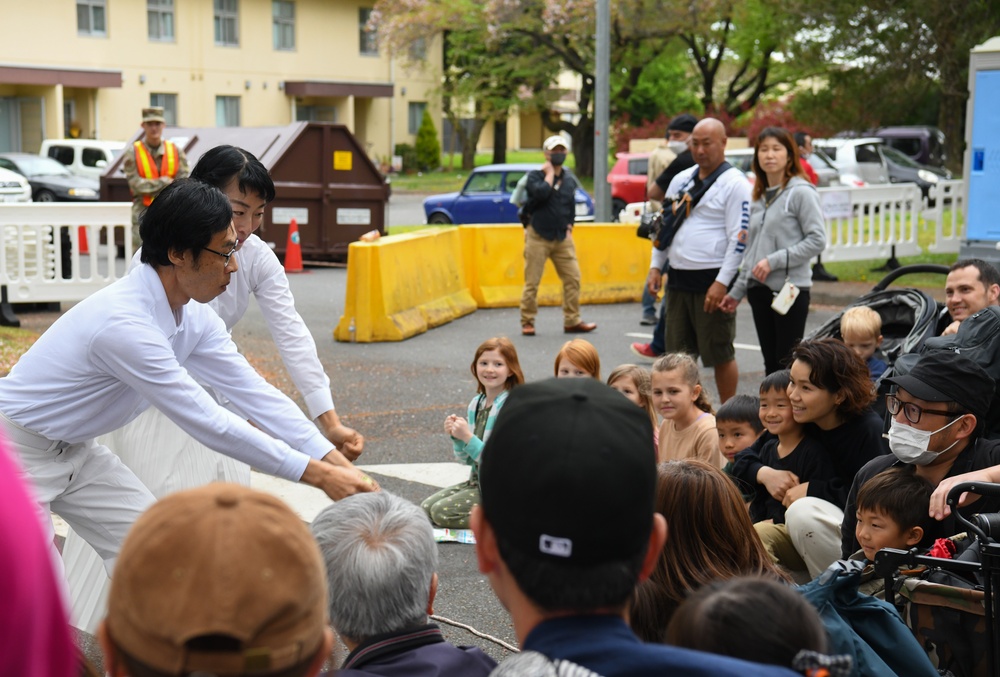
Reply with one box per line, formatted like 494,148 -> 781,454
875,481 -> 1000,677
805,264 -> 950,372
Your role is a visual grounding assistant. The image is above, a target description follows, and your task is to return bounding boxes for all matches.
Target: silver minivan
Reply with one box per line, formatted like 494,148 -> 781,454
813,138 -> 890,185
40,139 -> 125,180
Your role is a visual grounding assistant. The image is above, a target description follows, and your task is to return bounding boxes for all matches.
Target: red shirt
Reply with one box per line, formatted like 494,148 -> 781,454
800,158 -> 819,185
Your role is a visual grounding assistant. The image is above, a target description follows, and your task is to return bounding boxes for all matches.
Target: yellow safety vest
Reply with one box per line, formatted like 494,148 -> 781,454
133,140 -> 179,206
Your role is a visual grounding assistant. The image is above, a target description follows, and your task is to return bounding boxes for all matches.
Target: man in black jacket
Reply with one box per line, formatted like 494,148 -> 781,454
843,352 -> 1000,558
519,136 -> 596,336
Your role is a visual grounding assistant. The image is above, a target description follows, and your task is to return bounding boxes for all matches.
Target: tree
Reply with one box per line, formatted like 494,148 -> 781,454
795,0 -> 1000,171
415,109 -> 441,170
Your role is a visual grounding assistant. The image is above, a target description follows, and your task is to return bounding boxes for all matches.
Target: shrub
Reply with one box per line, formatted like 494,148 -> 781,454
394,143 -> 418,172
415,110 -> 441,171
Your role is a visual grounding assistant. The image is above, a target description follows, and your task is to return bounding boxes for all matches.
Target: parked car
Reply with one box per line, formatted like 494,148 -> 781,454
813,138 -> 891,186
880,144 -> 952,201
876,126 -> 946,169
0,166 -> 33,203
423,164 -> 595,225
40,138 -> 125,180
0,153 -> 100,202
608,152 -> 649,217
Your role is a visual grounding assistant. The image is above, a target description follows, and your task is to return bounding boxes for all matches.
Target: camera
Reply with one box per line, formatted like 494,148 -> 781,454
970,512 -> 1000,540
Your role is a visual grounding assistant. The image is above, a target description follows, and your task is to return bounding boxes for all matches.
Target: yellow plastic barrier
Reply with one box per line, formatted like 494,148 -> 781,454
334,228 -> 476,342
460,223 -> 651,308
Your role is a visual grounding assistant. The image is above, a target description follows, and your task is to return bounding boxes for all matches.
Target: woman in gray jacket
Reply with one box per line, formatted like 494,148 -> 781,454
720,127 -> 827,374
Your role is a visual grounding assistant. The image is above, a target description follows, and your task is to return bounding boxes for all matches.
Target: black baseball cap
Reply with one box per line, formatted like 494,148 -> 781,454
885,351 -> 994,422
667,114 -> 698,135
479,378 -> 656,566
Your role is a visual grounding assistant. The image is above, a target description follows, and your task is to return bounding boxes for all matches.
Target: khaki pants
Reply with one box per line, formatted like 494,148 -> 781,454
520,226 -> 581,327
755,497 -> 844,581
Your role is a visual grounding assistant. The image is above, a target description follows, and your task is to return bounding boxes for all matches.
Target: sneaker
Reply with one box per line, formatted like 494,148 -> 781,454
640,314 -> 657,326
630,342 -> 660,360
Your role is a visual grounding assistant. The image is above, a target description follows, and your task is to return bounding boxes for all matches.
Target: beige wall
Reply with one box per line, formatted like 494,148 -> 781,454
0,0 -> 440,158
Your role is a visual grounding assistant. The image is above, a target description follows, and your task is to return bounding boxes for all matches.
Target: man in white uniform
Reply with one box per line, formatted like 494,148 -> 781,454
0,179 -> 375,574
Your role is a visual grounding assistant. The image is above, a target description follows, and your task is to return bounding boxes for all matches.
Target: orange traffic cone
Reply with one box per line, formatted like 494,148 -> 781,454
284,218 -> 303,273
78,225 -> 89,254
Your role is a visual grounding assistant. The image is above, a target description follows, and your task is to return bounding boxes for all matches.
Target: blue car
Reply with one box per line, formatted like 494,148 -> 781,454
423,163 -> 595,225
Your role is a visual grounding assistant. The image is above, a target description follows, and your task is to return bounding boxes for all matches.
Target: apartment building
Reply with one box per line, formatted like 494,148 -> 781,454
0,0 -> 440,162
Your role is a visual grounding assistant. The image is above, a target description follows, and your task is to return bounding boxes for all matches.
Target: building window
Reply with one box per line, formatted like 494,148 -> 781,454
296,105 -> 336,123
408,102 -> 427,135
216,96 -> 241,127
214,0 -> 239,47
150,93 -> 178,126
359,8 -> 377,56
409,37 -> 426,61
148,0 -> 175,41
272,1 -> 295,51
77,0 -> 107,36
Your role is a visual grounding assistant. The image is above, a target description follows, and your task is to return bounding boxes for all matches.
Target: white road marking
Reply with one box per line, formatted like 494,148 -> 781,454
52,463 -> 472,534
625,332 -> 761,353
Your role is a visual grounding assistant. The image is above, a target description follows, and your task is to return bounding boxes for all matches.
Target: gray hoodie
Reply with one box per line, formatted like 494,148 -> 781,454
729,176 -> 827,300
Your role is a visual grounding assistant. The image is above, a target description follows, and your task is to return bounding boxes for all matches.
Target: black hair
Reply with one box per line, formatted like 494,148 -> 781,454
793,131 -> 810,148
138,180 -> 233,267
759,370 -> 792,396
496,533 -> 646,613
666,576 -> 827,667
715,394 -> 764,434
950,258 -> 1000,290
190,145 -> 276,203
856,466 -> 933,533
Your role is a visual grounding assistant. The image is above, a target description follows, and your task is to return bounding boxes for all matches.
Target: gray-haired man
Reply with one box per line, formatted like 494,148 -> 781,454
311,492 -> 496,677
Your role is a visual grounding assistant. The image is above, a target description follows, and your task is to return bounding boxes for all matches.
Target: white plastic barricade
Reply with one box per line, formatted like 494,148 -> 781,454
817,184 -> 923,263
0,203 -> 132,303
925,179 -> 965,254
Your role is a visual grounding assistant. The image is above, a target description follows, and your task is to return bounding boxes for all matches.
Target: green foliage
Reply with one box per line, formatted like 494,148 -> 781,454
415,110 -> 441,171
611,47 -> 702,123
393,143 -> 418,173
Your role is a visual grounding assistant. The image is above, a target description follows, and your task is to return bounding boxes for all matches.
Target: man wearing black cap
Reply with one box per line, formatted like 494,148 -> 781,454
471,378 -> 798,677
647,113 -> 697,204
840,352 -> 1000,558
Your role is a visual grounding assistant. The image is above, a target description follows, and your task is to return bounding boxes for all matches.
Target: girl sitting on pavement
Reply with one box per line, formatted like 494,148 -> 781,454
554,338 -> 601,379
653,353 -> 722,467
422,337 -> 524,529
607,363 -> 660,451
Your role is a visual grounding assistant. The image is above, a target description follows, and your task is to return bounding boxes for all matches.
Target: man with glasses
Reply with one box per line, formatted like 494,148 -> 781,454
839,351 -> 1000,558
0,180 -> 376,581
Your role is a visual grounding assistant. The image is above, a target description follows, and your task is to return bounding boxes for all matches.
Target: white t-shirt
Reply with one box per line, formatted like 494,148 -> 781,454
650,165 -> 751,287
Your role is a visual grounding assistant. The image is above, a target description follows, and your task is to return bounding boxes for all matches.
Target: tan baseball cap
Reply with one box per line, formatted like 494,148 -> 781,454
106,483 -> 329,675
543,135 -> 568,151
142,106 -> 166,123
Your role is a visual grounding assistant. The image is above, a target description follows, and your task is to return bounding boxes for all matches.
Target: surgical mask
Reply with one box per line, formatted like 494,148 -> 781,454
886,417 -> 962,465
550,152 -> 567,166
668,140 -> 688,155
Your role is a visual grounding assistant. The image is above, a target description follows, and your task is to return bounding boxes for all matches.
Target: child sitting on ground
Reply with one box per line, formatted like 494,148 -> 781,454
716,394 -> 763,503
607,364 -> 660,452
840,306 -> 887,381
554,339 -> 600,379
652,353 -> 720,467
750,370 -> 837,525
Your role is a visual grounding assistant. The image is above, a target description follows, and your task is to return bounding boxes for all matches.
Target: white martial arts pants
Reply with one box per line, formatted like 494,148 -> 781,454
0,411 -> 155,578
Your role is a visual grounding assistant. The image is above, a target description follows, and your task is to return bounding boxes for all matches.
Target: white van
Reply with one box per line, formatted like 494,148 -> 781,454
40,139 -> 126,180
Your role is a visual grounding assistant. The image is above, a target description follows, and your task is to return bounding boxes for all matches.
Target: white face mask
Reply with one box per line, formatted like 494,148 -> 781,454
668,140 -> 688,155
886,416 -> 963,465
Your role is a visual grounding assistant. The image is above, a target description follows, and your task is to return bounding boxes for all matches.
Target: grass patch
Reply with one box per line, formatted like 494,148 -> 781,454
0,326 -> 40,376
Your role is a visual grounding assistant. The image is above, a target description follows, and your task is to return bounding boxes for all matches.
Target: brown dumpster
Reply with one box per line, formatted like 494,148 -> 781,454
101,122 -> 390,261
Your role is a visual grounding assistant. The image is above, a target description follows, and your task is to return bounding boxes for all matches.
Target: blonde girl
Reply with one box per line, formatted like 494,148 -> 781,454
608,364 -> 659,451
421,337 -> 524,528
554,339 -> 601,379
652,353 -> 722,467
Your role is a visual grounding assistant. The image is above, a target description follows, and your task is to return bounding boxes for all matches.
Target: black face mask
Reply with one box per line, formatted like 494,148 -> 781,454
550,152 -> 567,166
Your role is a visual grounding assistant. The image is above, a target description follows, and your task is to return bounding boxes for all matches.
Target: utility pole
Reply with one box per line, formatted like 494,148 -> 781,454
594,0 -> 611,222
